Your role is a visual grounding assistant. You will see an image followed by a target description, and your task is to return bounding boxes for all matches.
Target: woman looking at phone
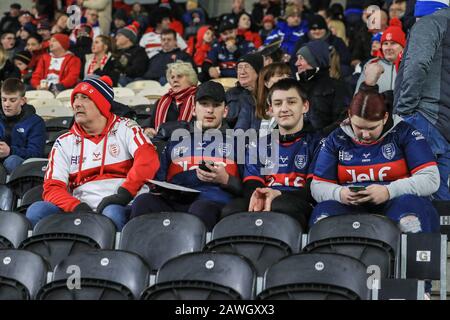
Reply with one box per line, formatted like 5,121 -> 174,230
309,80 -> 440,234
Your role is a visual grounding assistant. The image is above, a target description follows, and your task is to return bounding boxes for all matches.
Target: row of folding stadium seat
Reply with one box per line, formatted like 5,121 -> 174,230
0,210 -> 448,300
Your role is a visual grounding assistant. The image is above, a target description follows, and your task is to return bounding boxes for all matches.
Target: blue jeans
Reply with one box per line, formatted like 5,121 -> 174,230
2,155 -> 24,174
26,201 -> 131,231
402,112 -> 450,200
310,194 -> 439,233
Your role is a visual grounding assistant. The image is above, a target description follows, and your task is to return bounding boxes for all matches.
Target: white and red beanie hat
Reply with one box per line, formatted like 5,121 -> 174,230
71,76 -> 114,117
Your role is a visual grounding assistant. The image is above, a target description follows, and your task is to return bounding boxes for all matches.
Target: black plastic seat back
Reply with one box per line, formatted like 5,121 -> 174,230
37,250 -> 149,300
0,249 -> 48,300
17,185 -> 43,214
45,130 -> 69,157
405,233 -> 442,280
305,214 -> 400,278
0,211 -> 31,248
258,253 -> 370,300
376,279 -> 422,300
7,159 -> 48,197
141,252 -> 256,300
120,212 -> 206,273
20,213 -> 116,269
205,212 -> 303,276
45,117 -> 72,132
434,201 -> 450,237
0,185 -> 15,211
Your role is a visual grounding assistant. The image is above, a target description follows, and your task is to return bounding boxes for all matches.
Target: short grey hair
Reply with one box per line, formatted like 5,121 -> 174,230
166,61 -> 198,86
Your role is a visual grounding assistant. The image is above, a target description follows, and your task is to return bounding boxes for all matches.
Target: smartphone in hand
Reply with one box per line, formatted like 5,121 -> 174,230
349,186 -> 367,193
199,161 -> 214,173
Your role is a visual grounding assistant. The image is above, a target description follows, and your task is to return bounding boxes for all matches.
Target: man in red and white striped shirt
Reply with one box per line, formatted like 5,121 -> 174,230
26,75 -> 160,230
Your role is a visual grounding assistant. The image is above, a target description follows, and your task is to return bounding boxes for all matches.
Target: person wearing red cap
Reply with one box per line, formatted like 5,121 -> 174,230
355,18 -> 406,93
31,33 -> 81,93
26,75 -> 160,230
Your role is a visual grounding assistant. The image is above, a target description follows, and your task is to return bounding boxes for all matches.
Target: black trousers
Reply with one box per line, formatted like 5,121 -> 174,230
221,192 -> 313,230
131,193 -> 223,231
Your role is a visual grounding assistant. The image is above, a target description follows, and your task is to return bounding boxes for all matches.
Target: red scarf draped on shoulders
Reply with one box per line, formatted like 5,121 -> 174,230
154,85 -> 197,131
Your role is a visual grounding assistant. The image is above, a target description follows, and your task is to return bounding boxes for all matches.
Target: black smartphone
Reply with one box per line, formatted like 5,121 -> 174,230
349,186 -> 367,192
199,161 -> 214,172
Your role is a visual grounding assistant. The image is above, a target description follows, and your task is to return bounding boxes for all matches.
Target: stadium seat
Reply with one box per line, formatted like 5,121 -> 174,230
0,185 -> 14,211
401,233 -> 447,300
45,116 -> 73,132
137,86 -> 167,103
141,252 -> 256,300
304,214 -> 401,278
0,249 -> 48,300
25,90 -> 54,100
112,87 -> 134,98
20,213 -> 116,269
30,99 -> 73,119
371,279 -> 425,300
257,253 -> 370,300
205,212 -> 303,276
115,95 -> 151,107
37,250 -> 149,300
7,159 -> 48,198
119,212 -> 207,273
0,211 -> 31,248
434,201 -> 450,237
126,80 -> 161,93
211,78 -> 238,90
133,104 -> 153,127
45,129 -> 69,157
17,185 -> 43,214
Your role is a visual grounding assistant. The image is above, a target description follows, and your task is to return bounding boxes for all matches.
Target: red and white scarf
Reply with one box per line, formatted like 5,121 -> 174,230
154,86 -> 197,131
87,54 -> 109,75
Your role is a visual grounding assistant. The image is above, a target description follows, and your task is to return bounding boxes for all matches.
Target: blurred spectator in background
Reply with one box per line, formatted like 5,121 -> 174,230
389,0 -> 407,20
31,33 -> 81,93
1,31 -> 18,61
186,25 -> 214,70
16,23 -> 37,52
70,23 -> 94,68
202,20 -> 254,80
355,18 -> 406,93
37,20 -> 52,50
259,38 -> 284,65
81,0 -> 112,35
50,14 -> 69,35
259,15 -> 276,42
252,0 -> 281,28
0,46 -> 20,81
182,0 -> 207,41
237,12 -> 263,48
84,35 -> 119,86
291,14 -> 352,78
140,7 -> 187,60
221,0 -> 248,26
144,29 -> 195,85
13,50 -> 33,88
130,2 -> 148,33
0,3 -> 21,34
327,19 -> 348,46
26,33 -> 45,71
114,21 -> 149,86
83,9 -> 102,39
265,4 -> 309,58
111,9 -> 128,37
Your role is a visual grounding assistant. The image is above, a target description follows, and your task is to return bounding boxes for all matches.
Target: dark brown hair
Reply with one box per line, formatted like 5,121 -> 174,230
349,91 -> 388,121
1,78 -> 26,97
256,63 -> 292,119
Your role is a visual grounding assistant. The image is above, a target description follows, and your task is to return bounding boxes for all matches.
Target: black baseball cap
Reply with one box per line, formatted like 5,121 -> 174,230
195,81 -> 226,104
219,19 -> 236,33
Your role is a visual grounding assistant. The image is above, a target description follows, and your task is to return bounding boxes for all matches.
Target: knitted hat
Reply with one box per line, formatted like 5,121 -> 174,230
371,32 -> 382,43
262,14 -> 275,25
117,21 -> 140,44
51,33 -> 70,51
381,18 -> 406,47
415,0 -> 449,17
297,40 -> 330,68
308,14 -> 328,30
237,53 -> 264,74
13,50 -> 32,65
71,76 -> 114,117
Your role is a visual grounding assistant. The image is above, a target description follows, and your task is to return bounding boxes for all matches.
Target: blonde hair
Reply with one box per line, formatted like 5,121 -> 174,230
166,61 -> 198,86
328,20 -> 348,46
329,46 -> 341,80
0,46 -> 7,68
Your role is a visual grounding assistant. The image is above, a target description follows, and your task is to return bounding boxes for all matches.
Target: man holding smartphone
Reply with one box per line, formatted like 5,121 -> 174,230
130,81 -> 242,230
